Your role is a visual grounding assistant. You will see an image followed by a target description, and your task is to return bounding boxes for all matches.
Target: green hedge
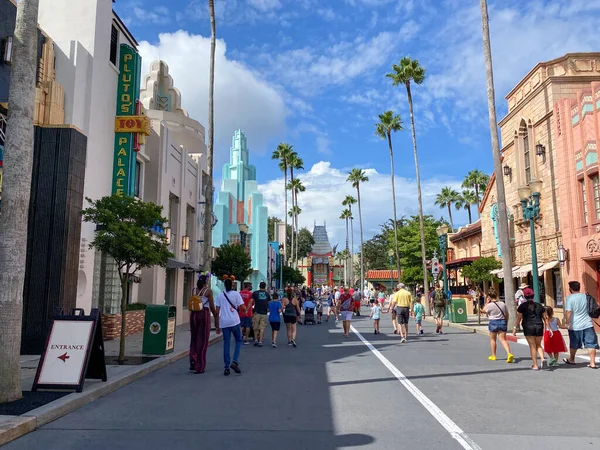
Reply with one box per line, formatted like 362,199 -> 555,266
126,303 -> 147,311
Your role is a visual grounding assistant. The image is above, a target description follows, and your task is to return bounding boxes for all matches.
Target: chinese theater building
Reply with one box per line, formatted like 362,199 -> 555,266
305,223 -> 335,287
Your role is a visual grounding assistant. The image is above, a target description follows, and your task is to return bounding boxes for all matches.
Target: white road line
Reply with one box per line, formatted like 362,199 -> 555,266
351,325 -> 482,450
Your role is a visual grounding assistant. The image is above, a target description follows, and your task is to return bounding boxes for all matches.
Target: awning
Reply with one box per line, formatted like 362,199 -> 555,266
490,269 -> 503,277
496,266 -> 521,279
167,258 -> 201,271
539,261 -> 559,275
513,264 -> 531,278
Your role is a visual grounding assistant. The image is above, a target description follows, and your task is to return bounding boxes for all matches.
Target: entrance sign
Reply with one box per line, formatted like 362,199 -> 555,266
33,308 -> 107,393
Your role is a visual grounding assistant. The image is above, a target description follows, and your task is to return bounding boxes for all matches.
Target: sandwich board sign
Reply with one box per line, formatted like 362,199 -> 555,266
32,308 -> 107,393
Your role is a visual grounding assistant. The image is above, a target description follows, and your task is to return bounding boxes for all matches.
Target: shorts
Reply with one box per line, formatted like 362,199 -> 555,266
340,311 -> 353,321
433,307 -> 445,320
568,327 -> 600,349
283,315 -> 297,324
488,319 -> 507,333
415,318 -> 422,325
252,314 -> 268,332
270,321 -> 281,331
523,324 -> 544,337
240,317 -> 253,329
395,306 -> 410,325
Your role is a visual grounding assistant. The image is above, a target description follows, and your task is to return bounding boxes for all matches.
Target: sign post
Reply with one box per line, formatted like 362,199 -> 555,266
32,309 -> 107,393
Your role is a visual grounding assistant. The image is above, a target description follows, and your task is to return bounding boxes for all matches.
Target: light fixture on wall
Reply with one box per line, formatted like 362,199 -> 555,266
536,143 -> 546,164
182,235 -> 190,252
165,227 -> 171,245
558,243 -> 569,267
503,164 -> 512,181
3,37 -> 13,65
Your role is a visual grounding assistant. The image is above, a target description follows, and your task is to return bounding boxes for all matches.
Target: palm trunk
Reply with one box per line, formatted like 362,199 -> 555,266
289,169 -> 294,267
0,0 -> 40,404
345,217 -> 349,285
406,81 -> 430,314
295,194 -> 299,267
475,185 -> 480,214
283,165 -> 288,265
387,132 -> 401,282
447,203 -> 454,232
350,212 -> 355,285
357,186 -> 365,296
480,0 -> 516,326
467,204 -> 472,223
202,0 -> 216,273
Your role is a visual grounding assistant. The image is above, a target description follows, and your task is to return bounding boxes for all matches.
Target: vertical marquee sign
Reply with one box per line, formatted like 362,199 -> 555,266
112,44 -> 142,197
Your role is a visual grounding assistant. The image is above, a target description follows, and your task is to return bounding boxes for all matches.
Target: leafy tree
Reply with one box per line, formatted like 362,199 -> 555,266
296,227 -> 315,259
277,265 -> 306,286
461,257 -> 501,287
362,229 -> 392,271
435,186 -> 460,231
82,195 -> 172,363
212,242 -> 253,283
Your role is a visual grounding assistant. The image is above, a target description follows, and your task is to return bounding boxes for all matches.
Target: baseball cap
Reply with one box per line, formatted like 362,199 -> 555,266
523,287 -> 534,299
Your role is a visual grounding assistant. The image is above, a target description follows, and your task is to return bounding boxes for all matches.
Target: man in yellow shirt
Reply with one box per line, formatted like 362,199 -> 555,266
387,283 -> 412,342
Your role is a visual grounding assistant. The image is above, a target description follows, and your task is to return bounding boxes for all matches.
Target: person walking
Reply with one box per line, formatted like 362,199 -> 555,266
388,283 -> 412,343
282,288 -> 301,347
268,292 -> 282,348
562,281 -> 598,368
433,285 -> 447,334
315,298 -> 323,324
239,282 -> 254,345
370,300 -> 381,334
215,277 -> 247,376
513,287 -> 550,370
482,289 -> 514,363
339,287 -> 354,337
543,306 -> 567,366
251,282 -> 271,347
389,287 -> 398,334
188,274 -> 217,374
413,295 -> 425,335
334,286 -> 342,322
378,287 -> 386,308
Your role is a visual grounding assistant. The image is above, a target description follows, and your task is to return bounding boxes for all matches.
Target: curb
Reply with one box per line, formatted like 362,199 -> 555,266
0,334 -> 222,446
424,318 -> 519,342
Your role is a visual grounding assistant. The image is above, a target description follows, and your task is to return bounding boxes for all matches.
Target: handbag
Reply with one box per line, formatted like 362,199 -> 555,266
188,288 -> 204,312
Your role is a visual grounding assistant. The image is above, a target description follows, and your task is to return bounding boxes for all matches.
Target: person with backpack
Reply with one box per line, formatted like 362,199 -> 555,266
433,285 -> 447,334
562,281 -> 599,368
339,287 -> 354,337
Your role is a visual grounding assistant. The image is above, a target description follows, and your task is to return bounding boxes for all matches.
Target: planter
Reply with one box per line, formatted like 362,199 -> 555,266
102,310 -> 146,340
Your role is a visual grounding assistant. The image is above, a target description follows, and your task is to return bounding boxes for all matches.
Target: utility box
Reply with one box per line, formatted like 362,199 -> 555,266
142,305 -> 176,355
450,299 -> 468,323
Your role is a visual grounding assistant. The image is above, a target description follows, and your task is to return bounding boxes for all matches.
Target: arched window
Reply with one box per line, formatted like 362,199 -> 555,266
523,125 -> 531,183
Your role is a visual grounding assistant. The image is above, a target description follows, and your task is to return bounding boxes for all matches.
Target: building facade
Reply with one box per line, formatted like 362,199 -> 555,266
447,220 -> 481,293
212,130 -> 268,290
138,60 -> 207,325
480,53 -> 600,307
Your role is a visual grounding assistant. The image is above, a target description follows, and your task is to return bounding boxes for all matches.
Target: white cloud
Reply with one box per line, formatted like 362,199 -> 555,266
259,161 -> 466,249
138,31 -> 287,162
248,0 -> 281,12
133,6 -> 170,24
316,8 -> 336,21
315,137 -> 332,155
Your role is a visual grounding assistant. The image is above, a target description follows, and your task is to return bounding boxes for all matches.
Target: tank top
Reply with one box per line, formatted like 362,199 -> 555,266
195,287 -> 210,309
548,317 -> 559,331
284,298 -> 296,316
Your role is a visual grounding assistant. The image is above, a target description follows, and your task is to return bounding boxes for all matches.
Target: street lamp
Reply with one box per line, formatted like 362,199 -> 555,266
388,249 -> 394,291
518,179 -> 543,303
181,235 -> 190,252
279,244 -> 284,292
436,223 -> 450,319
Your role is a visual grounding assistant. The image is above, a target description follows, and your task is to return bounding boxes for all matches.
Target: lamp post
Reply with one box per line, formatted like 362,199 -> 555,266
518,179 -> 543,303
388,249 -> 394,291
436,224 -> 450,321
279,245 -> 284,293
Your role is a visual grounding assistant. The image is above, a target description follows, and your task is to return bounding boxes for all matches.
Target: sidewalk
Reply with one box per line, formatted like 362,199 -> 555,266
0,324 -> 221,446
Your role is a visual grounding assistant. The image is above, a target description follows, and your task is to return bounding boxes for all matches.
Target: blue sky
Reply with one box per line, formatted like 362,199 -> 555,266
114,0 -> 600,245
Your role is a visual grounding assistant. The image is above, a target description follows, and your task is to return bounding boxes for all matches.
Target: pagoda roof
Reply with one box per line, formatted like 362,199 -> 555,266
310,224 -> 333,256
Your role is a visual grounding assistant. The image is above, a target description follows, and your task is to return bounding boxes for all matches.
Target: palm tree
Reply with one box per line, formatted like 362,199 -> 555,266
0,0 -> 40,404
287,178 -> 305,264
272,143 -> 293,263
202,0 -> 216,274
286,152 -> 302,266
375,110 -> 402,282
342,195 -> 357,284
340,209 -> 352,285
387,56 -> 429,312
435,187 -> 460,231
479,0 -> 516,325
347,169 -> 369,294
456,190 -> 478,224
462,169 -> 490,212
336,249 -> 350,286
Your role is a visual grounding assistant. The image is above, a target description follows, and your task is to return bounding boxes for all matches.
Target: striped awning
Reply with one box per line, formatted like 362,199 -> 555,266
539,261 -> 559,275
513,264 -> 532,278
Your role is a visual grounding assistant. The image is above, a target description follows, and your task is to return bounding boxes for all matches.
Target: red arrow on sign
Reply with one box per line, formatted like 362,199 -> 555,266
57,352 -> 70,362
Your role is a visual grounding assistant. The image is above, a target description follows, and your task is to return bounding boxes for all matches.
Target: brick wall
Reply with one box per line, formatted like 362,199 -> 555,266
102,310 -> 146,340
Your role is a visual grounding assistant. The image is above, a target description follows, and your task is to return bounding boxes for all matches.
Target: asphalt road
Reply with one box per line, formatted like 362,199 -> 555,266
5,309 -> 600,450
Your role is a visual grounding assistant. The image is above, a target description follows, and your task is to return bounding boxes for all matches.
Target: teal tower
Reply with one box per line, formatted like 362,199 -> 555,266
212,130 -> 268,289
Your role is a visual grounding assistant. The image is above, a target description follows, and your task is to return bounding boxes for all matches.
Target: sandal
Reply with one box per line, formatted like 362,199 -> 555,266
562,358 -> 576,365
531,365 -> 539,370
587,364 -> 598,369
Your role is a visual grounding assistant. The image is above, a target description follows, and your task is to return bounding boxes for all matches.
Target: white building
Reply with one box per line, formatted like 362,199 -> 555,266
139,60 -> 207,325
38,0 -> 146,314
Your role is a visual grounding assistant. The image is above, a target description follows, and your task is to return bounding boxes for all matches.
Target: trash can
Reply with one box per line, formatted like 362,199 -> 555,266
142,305 -> 176,355
451,298 -> 468,323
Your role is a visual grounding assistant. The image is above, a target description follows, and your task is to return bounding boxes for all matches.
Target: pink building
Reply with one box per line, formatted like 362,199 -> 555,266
555,81 -> 600,300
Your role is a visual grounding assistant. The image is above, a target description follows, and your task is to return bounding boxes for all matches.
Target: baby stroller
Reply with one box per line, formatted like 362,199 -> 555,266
304,306 -> 316,325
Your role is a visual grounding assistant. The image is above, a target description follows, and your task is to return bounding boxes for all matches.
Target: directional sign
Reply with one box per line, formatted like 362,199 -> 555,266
431,257 -> 440,275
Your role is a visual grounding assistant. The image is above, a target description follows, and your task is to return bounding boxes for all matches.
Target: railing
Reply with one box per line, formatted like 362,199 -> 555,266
0,111 -> 7,147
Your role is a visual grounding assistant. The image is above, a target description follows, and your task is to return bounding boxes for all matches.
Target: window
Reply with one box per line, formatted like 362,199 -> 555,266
581,179 -> 588,224
109,25 -> 118,65
229,234 -> 240,245
134,161 -> 142,198
523,131 -> 531,183
594,175 -> 600,220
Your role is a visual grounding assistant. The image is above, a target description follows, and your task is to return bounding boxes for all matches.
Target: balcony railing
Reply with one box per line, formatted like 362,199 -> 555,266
0,111 -> 7,147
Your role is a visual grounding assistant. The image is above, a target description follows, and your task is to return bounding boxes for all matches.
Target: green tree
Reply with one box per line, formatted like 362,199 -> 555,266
461,256 -> 502,324
82,195 -> 172,363
296,227 -> 315,259
362,228 -> 392,271
272,143 -> 294,263
212,242 -> 253,283
462,169 -> 490,212
387,56 -> 429,313
375,110 -> 403,282
287,176 -> 305,264
0,0 -> 41,404
455,189 -> 478,224
435,186 -> 460,231
340,208 -> 352,261
278,265 -> 306,286
347,169 -> 369,293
